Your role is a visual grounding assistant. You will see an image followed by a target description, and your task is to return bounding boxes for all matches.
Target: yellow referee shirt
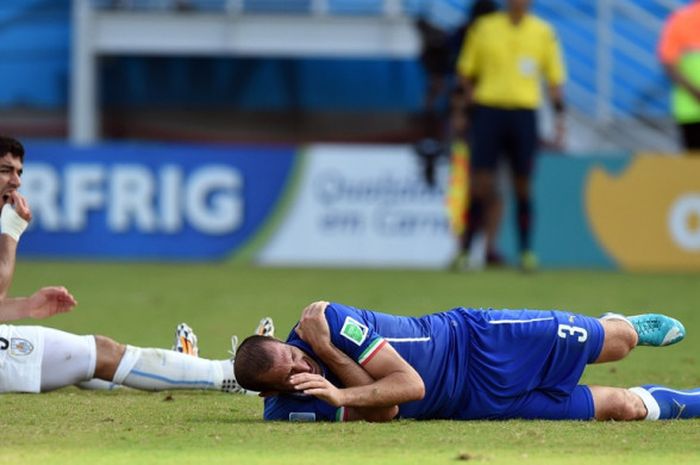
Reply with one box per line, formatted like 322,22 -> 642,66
457,12 -> 566,109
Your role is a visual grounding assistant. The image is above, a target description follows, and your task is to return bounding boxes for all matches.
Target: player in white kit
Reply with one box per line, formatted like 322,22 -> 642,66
0,136 -> 264,394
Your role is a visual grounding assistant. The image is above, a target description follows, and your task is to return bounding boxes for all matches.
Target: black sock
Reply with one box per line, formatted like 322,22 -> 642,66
461,198 -> 484,252
516,196 -> 532,252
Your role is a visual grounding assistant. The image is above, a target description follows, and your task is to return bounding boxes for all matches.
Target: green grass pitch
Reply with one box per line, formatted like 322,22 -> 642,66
3,262 -> 700,465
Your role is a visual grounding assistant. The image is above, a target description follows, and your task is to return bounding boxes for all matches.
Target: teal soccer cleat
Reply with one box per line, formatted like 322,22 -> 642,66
601,312 -> 686,347
628,314 -> 686,346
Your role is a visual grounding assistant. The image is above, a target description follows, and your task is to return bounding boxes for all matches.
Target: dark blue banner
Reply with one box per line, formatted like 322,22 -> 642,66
18,142 -> 297,260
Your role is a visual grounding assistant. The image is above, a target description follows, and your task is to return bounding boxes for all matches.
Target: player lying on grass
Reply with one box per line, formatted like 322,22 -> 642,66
0,288 -> 273,394
0,135 -> 268,394
234,301 -> 698,422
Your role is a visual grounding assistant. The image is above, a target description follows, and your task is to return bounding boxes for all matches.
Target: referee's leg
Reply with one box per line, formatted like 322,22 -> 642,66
461,106 -> 503,256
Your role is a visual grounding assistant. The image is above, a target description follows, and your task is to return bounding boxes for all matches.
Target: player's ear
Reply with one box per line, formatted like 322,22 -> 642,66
258,391 -> 279,397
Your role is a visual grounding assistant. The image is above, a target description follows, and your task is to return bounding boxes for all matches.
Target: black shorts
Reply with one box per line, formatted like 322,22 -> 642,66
469,105 -> 538,176
680,122 -> 700,152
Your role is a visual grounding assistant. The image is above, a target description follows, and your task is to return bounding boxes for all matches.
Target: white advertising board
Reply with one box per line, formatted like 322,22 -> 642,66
258,144 -> 457,268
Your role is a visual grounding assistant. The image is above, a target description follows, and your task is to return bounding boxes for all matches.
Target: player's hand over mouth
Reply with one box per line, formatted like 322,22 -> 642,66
290,373 -> 344,407
8,191 -> 32,222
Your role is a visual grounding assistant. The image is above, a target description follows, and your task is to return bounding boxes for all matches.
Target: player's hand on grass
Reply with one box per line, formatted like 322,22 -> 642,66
26,286 -> 77,319
8,191 -> 32,222
295,301 -> 332,353
290,373 -> 344,407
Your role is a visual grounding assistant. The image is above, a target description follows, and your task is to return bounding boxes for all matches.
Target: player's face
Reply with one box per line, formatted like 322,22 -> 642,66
507,0 -> 531,12
0,153 -> 23,208
259,343 -> 322,392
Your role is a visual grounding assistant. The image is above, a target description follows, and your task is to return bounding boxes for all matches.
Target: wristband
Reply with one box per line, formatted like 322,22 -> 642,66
1,203 -> 28,242
554,100 -> 566,115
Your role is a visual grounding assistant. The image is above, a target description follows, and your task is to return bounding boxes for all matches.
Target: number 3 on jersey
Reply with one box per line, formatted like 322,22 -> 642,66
557,324 -> 588,342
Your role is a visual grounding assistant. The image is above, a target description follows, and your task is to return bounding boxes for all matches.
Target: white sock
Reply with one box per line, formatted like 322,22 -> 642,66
77,379 -> 122,390
628,387 -> 661,420
112,345 -> 233,391
600,313 -> 636,332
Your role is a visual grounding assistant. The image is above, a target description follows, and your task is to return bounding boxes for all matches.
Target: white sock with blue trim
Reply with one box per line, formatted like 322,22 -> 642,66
628,387 -> 661,420
111,345 -> 232,391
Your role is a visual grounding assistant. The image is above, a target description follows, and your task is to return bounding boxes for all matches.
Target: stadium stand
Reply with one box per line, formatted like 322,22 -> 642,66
0,0 -> 688,150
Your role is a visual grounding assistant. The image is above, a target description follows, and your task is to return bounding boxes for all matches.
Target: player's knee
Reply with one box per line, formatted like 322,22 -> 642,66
610,321 -> 638,351
93,335 -> 126,381
599,320 -> 637,362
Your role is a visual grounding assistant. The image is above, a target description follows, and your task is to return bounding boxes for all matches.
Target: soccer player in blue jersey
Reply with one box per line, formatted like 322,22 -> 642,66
234,301 -> 697,422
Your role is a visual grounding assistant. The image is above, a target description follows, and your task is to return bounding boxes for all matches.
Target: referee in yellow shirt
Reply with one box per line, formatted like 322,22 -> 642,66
453,0 -> 566,271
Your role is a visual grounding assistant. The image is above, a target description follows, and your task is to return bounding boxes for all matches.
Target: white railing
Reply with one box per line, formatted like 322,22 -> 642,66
92,0 -> 418,16
543,0 -> 684,122
74,0 -> 689,149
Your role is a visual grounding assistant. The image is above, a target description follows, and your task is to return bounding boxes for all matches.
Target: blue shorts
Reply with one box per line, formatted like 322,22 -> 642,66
458,308 -> 604,420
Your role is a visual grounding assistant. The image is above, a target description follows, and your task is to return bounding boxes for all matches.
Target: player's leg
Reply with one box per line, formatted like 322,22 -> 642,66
508,384 -> 700,421
465,309 -> 606,399
588,386 -> 647,420
94,335 -> 241,392
38,327 -> 231,392
464,170 -> 497,250
509,109 -> 538,272
593,318 -> 638,363
78,322 -> 204,391
629,385 -> 700,420
484,178 -> 504,265
595,313 -> 685,363
453,105 -> 502,269
504,385 -> 598,420
593,384 -> 700,420
39,327 -> 98,391
80,318 -> 274,393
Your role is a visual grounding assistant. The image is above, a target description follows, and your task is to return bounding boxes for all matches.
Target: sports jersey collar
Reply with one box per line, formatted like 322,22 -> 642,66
498,11 -> 535,28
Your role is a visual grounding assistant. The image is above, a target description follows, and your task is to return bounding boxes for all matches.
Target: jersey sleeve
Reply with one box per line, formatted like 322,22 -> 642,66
264,394 -> 347,422
456,24 -> 480,79
325,302 -> 387,367
542,25 -> 566,86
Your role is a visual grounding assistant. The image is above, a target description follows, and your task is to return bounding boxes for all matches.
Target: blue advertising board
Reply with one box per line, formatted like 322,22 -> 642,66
15,142 -> 700,270
19,142 -> 297,260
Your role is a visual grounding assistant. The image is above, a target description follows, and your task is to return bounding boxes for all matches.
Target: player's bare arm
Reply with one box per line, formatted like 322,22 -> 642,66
294,301 -> 402,421
290,342 -> 425,420
0,154 -> 32,299
0,286 -> 77,322
0,235 -> 18,299
548,84 -> 566,149
296,302 -> 375,388
452,76 -> 476,133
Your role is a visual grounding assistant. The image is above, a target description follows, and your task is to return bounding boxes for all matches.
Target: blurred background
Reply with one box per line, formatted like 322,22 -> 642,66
3,0 -> 699,271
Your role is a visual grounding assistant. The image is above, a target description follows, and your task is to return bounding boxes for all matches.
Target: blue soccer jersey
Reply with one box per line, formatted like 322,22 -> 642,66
264,302 -> 605,422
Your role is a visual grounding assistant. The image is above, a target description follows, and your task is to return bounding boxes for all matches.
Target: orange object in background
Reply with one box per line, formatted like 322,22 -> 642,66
586,155 -> 700,271
446,140 -> 470,237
